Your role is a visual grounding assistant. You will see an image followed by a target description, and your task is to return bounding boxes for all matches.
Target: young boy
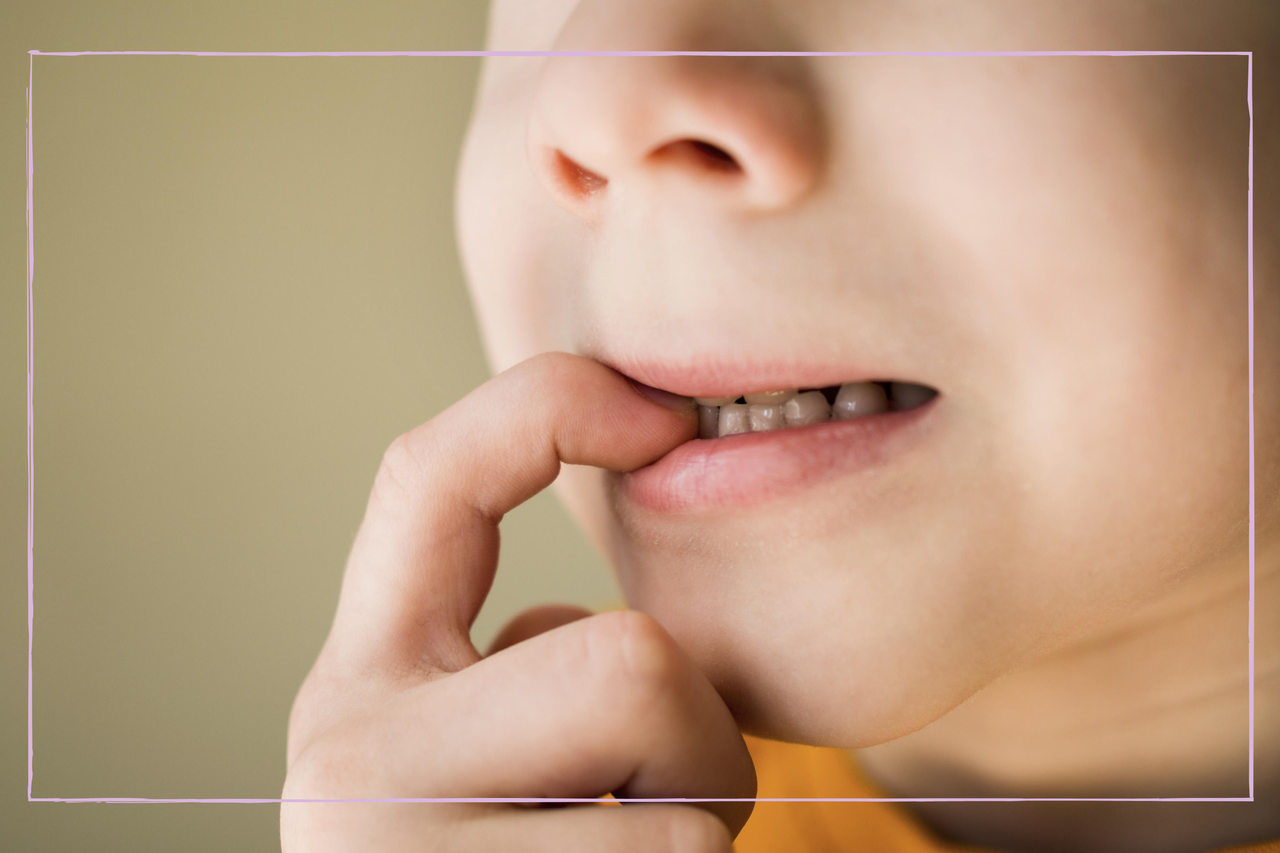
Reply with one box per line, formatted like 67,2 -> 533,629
280,1 -> 1279,850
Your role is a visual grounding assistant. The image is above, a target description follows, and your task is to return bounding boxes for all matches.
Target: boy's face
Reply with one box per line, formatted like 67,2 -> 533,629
455,1 -> 1261,745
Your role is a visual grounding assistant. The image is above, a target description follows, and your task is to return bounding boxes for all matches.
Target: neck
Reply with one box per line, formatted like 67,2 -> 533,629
855,541 -> 1280,853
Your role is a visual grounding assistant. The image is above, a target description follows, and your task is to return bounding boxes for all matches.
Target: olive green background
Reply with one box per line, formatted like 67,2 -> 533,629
2,2 -> 623,849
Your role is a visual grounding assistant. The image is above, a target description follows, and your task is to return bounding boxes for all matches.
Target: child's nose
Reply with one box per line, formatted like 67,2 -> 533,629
526,35 -> 824,219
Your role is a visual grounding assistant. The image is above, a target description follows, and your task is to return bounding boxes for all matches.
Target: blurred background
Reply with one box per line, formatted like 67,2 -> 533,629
2,2 -> 624,849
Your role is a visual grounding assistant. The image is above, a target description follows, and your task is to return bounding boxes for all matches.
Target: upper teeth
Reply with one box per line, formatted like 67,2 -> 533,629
694,382 -> 935,439
743,389 -> 798,404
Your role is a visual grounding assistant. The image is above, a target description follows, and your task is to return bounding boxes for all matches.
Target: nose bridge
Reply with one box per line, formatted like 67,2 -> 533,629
527,51 -> 825,217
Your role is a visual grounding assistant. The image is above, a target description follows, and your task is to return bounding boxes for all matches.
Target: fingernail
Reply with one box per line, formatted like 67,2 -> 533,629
629,379 -> 697,412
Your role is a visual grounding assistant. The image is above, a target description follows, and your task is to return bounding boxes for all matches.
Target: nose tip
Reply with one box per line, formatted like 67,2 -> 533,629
527,55 -> 824,219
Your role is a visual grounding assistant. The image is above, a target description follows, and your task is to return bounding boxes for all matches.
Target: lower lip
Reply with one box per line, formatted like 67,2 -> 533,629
617,401 -> 938,512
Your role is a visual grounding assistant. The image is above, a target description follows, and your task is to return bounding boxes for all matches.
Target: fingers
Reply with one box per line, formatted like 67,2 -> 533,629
324,352 -> 696,680
485,604 -> 595,656
282,802 -> 732,853
469,804 -> 734,853
283,353 -> 749,853
290,611 -> 756,837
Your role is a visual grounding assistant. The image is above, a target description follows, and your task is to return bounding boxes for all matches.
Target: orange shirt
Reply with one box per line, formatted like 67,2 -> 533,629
734,736 -> 1280,853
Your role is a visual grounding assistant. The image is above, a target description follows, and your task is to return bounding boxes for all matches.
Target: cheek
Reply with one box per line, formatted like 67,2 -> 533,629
599,424 -> 1038,747
1011,295 -> 1249,610
455,64 -> 582,374
984,160 -> 1250,614
877,59 -> 1250,599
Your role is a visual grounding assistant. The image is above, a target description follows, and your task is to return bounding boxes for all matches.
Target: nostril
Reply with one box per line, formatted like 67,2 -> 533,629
687,140 -> 741,171
650,138 -> 744,174
553,149 -> 608,198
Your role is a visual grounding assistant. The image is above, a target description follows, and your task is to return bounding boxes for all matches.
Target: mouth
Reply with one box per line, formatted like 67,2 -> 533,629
692,381 -> 936,439
617,378 -> 940,512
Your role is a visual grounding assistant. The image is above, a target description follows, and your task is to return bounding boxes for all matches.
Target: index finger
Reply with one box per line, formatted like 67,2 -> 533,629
323,352 -> 697,681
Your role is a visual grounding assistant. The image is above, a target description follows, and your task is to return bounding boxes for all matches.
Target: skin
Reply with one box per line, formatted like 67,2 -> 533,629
283,356 -> 755,851
284,1 -> 1280,851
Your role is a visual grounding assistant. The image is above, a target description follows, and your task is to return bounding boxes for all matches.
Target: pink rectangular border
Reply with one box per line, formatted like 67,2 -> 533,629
25,49 -> 1255,805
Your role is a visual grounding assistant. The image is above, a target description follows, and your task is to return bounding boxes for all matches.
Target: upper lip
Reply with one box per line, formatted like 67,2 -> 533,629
586,350 -> 926,399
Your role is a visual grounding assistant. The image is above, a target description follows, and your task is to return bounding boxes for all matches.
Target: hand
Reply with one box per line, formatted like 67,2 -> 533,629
281,352 -> 757,852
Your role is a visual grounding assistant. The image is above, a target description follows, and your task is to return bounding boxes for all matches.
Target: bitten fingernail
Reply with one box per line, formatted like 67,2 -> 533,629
629,380 -> 698,412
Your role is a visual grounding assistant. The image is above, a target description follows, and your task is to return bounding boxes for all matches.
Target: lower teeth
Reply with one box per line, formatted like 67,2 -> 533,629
697,382 -> 935,439
717,403 -> 752,437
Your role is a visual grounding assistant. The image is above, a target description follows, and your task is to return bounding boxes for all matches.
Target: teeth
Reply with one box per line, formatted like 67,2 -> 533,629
832,382 -> 889,420
698,405 -> 720,439
717,403 -> 752,437
748,402 -> 786,432
743,389 -> 798,405
888,382 -> 938,411
783,390 -> 832,427
696,382 -> 934,438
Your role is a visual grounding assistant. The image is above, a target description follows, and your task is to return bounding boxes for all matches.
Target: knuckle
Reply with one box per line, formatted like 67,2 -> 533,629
665,808 -> 733,853
371,431 -> 427,510
282,738 -> 346,800
515,351 -> 587,397
524,349 -> 577,376
286,684 -> 318,766
580,610 -> 683,705
285,668 -> 352,769
282,721 -> 382,803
